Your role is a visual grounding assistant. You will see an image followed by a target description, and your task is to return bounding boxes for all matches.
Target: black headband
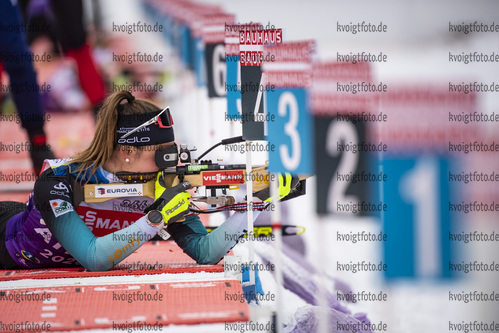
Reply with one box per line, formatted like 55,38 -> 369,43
116,110 -> 174,146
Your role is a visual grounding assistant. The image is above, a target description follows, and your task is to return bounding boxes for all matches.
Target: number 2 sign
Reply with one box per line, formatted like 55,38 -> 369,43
313,116 -> 369,215
310,61 -> 373,216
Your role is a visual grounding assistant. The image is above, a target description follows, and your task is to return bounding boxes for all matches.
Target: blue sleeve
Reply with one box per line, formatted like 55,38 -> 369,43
167,211 -> 260,265
46,211 -> 159,271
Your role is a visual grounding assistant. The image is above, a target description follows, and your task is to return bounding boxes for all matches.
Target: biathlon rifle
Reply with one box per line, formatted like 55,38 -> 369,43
83,136 -> 307,213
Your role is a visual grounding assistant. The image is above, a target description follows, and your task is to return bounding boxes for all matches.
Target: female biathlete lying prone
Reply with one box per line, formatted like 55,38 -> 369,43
0,90 -> 295,271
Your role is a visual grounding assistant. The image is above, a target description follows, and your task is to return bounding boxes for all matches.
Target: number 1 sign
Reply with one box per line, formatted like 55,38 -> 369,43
380,157 -> 453,279
370,86 -> 474,280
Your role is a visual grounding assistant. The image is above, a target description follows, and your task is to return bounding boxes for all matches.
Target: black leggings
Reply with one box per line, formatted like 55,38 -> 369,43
0,202 -> 25,269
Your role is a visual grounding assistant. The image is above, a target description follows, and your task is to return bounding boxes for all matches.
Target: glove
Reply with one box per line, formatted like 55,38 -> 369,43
253,173 -> 300,202
144,172 -> 192,224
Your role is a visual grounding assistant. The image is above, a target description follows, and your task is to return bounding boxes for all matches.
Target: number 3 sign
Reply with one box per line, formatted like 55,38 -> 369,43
263,41 -> 316,174
266,88 -> 313,174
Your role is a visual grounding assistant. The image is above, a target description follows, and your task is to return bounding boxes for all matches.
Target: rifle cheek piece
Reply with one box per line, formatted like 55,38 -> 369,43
155,143 -> 179,169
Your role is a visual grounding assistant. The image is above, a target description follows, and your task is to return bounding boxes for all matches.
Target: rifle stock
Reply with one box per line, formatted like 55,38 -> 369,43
84,166 -> 308,203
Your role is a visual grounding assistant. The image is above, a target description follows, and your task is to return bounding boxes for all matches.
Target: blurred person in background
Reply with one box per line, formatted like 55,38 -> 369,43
18,0 -> 107,113
0,0 -> 55,174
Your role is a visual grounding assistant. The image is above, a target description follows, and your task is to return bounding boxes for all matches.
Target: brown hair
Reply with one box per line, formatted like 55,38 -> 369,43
72,90 -> 160,180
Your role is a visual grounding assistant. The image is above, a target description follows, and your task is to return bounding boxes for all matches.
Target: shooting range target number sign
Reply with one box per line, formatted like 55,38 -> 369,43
266,88 -> 312,175
380,157 -> 453,280
206,43 -> 227,98
314,116 -> 368,216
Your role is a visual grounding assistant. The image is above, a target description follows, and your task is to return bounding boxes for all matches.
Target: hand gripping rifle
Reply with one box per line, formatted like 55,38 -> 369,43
83,136 -> 307,214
